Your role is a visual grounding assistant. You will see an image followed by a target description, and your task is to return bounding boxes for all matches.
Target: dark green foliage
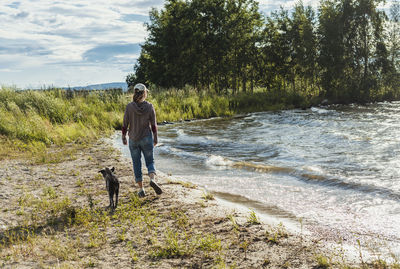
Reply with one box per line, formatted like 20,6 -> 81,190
318,0 -> 395,103
132,0 -> 263,92
129,0 -> 400,105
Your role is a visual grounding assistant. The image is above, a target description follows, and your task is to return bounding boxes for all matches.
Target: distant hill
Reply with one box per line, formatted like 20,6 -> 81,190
68,82 -> 128,91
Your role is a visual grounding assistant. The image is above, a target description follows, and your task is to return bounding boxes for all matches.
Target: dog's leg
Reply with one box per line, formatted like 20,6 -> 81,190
115,185 -> 119,209
109,190 -> 114,209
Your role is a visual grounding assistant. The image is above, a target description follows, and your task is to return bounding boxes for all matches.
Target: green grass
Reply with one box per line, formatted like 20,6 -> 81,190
202,191 -> 215,201
315,254 -> 330,268
1,180 -> 232,267
166,179 -> 198,189
227,214 -> 240,232
265,223 -> 288,245
149,87 -> 233,122
246,210 -> 261,225
1,85 -> 322,159
0,87 -> 124,159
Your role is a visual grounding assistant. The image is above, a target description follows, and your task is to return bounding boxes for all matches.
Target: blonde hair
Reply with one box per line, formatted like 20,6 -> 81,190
133,89 -> 147,103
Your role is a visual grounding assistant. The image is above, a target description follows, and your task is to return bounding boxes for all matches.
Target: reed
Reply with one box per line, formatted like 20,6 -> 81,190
147,87 -> 233,122
0,86 -> 125,159
0,85 -> 320,159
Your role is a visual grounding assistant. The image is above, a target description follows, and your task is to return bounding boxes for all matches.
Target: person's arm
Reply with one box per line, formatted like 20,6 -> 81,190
150,105 -> 158,146
122,105 -> 129,145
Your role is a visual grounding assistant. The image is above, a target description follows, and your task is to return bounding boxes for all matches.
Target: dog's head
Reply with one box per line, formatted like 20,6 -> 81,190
99,167 -> 115,178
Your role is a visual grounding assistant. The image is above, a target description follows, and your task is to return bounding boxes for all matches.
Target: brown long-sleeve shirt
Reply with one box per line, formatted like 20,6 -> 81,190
122,101 -> 158,143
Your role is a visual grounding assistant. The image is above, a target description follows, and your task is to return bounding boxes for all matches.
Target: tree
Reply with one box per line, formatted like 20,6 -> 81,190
128,0 -> 399,104
132,0 -> 263,92
388,0 -> 400,71
318,0 -> 390,103
289,2 -> 318,92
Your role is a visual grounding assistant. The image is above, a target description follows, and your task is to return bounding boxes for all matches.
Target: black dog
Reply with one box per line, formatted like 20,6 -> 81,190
99,167 -> 119,210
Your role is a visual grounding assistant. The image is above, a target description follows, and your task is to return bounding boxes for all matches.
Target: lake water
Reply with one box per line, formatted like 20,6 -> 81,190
114,102 -> 400,256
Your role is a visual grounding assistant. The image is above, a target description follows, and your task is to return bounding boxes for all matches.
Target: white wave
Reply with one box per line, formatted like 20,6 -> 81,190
205,155 -> 234,167
311,107 -> 331,114
302,165 -> 325,175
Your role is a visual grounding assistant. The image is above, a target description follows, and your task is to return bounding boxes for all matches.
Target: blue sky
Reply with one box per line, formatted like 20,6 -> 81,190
1,0 -> 387,88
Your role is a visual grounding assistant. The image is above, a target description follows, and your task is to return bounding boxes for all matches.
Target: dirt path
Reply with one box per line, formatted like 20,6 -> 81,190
0,138 -> 356,268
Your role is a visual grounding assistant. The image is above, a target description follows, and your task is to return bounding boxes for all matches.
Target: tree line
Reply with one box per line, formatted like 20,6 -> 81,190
127,0 -> 400,104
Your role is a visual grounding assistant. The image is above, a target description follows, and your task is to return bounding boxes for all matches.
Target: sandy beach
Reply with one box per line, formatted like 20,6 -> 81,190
0,137 -> 367,268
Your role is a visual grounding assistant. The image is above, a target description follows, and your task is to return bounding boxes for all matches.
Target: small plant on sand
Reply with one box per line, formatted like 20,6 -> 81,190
197,200 -> 207,208
371,259 -> 389,269
315,254 -> 330,268
87,224 -> 106,248
71,170 -> 80,176
76,178 -> 84,188
1,228 -> 33,247
227,214 -> 239,232
93,174 -> 103,181
213,253 -> 230,269
239,240 -> 249,260
265,223 -> 288,244
117,227 -> 127,242
150,229 -> 192,258
127,241 -> 139,263
170,209 -> 189,228
42,186 -> 58,199
390,253 -> 400,269
43,236 -> 78,261
263,258 -> 271,266
167,179 -> 197,189
392,263 -> 400,269
143,210 -> 159,231
87,193 -> 94,209
17,192 -> 35,207
202,191 -> 215,201
24,191 -> 74,228
85,258 -> 96,268
283,261 -> 291,268
197,234 -> 222,253
298,217 -> 304,236
246,210 -> 260,225
357,239 -> 365,266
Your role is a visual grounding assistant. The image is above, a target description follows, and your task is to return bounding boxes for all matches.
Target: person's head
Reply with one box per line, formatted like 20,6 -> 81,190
132,83 -> 148,103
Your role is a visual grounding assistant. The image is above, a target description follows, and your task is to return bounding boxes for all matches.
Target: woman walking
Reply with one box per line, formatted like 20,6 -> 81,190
122,83 -> 162,197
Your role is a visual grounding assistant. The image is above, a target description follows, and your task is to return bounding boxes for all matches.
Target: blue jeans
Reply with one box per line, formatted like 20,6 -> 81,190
128,135 -> 156,183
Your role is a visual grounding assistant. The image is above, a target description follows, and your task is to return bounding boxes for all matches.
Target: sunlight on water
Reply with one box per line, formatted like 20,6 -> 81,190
114,102 -> 400,256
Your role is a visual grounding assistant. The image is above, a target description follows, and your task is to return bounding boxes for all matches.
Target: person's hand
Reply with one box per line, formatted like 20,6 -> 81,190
122,136 -> 127,145
153,139 -> 158,147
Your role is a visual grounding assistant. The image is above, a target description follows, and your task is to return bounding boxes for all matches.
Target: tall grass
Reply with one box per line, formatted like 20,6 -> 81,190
0,87 -> 126,158
0,85 -> 320,158
148,85 -> 321,122
148,87 -> 233,122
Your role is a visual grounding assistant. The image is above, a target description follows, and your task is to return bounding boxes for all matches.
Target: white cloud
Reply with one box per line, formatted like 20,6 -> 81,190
0,0 -> 154,88
1,0 -> 392,88
258,0 -> 320,14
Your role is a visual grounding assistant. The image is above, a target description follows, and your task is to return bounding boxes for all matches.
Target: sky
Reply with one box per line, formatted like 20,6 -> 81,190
0,0 -> 383,88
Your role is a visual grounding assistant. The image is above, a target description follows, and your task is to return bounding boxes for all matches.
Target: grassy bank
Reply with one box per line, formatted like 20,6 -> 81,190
149,86 -> 320,120
0,87 -> 124,160
0,86 -> 319,160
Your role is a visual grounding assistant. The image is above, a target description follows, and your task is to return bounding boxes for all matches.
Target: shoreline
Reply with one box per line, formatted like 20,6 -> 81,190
0,137 -> 388,268
113,126 -> 400,266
